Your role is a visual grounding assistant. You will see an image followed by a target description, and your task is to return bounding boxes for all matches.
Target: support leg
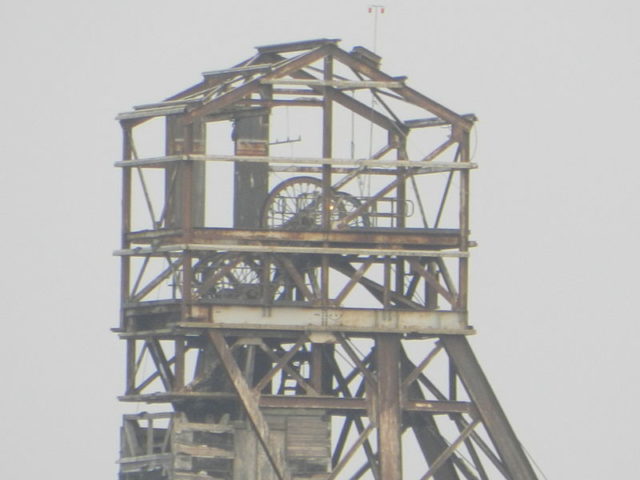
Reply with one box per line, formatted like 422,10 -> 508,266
376,334 -> 402,480
441,335 -> 537,480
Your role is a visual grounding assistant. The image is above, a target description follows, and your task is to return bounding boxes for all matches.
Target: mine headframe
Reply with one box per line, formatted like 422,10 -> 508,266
114,38 -> 537,480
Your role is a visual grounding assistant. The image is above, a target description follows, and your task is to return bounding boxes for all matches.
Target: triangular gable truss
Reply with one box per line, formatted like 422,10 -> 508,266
119,38 -> 473,135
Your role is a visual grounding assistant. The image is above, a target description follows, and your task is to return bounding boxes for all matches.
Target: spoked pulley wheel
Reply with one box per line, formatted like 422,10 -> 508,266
192,253 -> 263,302
261,176 -> 369,230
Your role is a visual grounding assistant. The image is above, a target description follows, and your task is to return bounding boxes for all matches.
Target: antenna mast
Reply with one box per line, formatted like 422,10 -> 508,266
368,4 -> 385,52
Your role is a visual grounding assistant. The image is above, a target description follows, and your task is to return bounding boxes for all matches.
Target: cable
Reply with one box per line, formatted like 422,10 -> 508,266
521,443 -> 550,480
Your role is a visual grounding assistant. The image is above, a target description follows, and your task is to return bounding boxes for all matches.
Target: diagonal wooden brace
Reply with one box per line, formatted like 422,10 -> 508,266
208,331 -> 291,480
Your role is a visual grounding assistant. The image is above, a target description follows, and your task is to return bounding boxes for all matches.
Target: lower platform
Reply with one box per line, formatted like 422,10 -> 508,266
121,302 -> 472,336
190,305 -> 470,334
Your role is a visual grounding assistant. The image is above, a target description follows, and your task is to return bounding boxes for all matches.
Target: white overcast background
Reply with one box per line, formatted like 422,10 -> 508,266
1,1 -> 638,478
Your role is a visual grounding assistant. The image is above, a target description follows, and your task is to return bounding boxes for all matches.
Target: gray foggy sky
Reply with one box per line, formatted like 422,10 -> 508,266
1,1 -> 638,478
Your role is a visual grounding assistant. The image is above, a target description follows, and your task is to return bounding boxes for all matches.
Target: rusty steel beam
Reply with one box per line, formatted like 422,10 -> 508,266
375,335 -> 403,479
129,226 -> 463,249
185,44 -> 334,123
327,45 -> 474,131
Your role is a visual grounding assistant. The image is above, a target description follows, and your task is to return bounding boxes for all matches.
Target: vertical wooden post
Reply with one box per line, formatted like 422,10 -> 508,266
310,343 -> 324,396
165,116 -> 206,230
322,54 -> 334,209
125,339 -> 136,395
146,418 -> 154,455
427,261 -> 439,309
181,121 -> 195,241
395,132 -> 407,229
180,121 -> 195,315
456,126 -> 470,312
383,257 -> 391,308
120,123 -> 133,330
395,132 -> 407,297
376,334 -> 402,480
233,112 -> 269,228
174,338 -> 185,390
321,55 -> 333,306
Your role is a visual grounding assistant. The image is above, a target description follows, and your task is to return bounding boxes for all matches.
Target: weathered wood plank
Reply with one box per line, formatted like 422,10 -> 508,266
174,442 -> 235,459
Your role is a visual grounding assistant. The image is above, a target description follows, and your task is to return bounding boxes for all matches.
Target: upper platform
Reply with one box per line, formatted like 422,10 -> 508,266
116,39 -> 476,335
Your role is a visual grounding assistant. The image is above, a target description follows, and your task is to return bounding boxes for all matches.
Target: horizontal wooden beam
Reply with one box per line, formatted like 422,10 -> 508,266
115,243 -> 469,258
127,226 -> 461,249
116,105 -> 186,121
118,392 -> 473,414
405,114 -> 477,129
202,64 -> 272,78
256,38 -> 339,54
115,154 -> 476,170
261,78 -> 404,89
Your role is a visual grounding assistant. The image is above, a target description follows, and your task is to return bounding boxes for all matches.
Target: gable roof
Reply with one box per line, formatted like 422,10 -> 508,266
117,38 -> 474,133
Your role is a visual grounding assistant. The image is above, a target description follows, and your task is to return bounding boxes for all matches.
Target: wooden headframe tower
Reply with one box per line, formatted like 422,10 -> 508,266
115,39 -> 538,480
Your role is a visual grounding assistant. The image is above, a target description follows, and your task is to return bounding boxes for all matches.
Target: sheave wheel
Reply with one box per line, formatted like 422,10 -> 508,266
261,176 -> 370,230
